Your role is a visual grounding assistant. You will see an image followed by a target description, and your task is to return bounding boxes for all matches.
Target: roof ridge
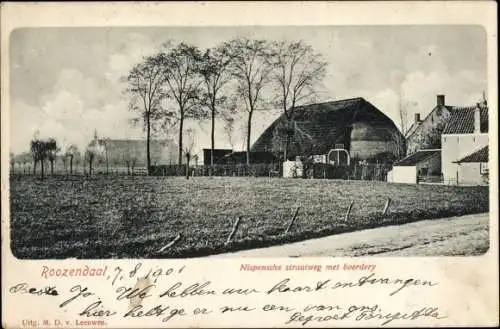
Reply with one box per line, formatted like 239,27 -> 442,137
449,104 -> 486,111
98,138 -> 170,141
295,97 -> 365,108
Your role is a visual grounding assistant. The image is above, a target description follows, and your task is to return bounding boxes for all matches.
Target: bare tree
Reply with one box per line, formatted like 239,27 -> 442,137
223,117 -> 235,150
10,152 -> 15,171
394,93 -> 409,158
183,128 -> 196,180
197,45 -> 235,167
155,43 -> 204,165
85,148 -> 95,176
390,129 -> 407,160
65,144 -> 79,174
46,138 -> 59,175
268,40 -> 327,161
398,92 -> 409,136
225,38 -> 273,165
30,139 -> 55,179
125,55 -> 169,174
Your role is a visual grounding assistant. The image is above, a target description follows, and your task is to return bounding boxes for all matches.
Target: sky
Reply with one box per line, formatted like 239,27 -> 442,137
9,25 -> 487,156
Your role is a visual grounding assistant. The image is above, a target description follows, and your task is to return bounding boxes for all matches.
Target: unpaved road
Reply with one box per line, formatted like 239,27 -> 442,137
212,213 -> 490,257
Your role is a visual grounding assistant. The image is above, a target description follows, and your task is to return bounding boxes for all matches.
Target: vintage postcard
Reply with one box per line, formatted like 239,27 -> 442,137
1,1 -> 498,328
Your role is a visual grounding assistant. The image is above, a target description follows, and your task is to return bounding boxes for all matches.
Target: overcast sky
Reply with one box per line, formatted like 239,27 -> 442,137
9,25 -> 487,155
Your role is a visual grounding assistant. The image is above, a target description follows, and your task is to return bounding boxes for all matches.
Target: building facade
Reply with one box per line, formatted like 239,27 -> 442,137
387,149 -> 441,184
441,101 -> 489,185
454,146 -> 489,186
406,95 -> 455,155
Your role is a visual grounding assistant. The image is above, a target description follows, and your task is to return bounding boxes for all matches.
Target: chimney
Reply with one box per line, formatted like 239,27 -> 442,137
474,103 -> 481,133
414,113 -> 421,123
437,95 -> 445,106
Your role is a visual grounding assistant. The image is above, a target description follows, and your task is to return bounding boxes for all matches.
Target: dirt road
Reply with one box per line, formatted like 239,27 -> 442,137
213,213 -> 490,257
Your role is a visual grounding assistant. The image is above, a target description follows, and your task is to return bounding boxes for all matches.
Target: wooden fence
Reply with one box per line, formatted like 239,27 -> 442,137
149,162 -> 392,181
150,163 -> 281,177
11,160 -> 392,182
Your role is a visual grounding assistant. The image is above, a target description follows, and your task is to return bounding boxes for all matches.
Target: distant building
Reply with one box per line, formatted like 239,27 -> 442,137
250,97 -> 404,164
441,101 -> 488,185
202,149 -> 233,165
87,133 -> 177,172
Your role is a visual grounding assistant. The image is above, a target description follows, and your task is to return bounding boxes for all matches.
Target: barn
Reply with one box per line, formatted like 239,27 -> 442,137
250,97 -> 404,164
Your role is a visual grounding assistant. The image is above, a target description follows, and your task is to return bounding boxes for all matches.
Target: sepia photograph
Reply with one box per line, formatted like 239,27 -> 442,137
2,3 -> 498,328
9,25 -> 490,259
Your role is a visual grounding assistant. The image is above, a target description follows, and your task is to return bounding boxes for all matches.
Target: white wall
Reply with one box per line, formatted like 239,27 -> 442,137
387,166 -> 417,184
441,133 -> 488,184
458,162 -> 488,186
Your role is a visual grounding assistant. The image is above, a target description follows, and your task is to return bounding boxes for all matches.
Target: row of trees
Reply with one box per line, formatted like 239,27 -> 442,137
20,137 -> 142,178
125,38 -> 328,172
25,139 -> 80,178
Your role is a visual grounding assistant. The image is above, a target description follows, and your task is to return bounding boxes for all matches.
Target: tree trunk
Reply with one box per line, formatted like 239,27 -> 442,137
283,118 -> 293,162
185,154 -> 190,180
33,159 -> 37,175
146,113 -> 151,175
211,105 -> 215,167
178,113 -> 184,165
284,131 -> 289,163
50,160 -> 54,175
105,148 -> 109,175
246,111 -> 253,165
89,158 -> 93,176
70,156 -> 73,174
40,159 -> 45,179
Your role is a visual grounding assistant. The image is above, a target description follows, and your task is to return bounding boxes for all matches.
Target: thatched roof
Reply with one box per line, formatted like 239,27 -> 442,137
251,97 -> 401,158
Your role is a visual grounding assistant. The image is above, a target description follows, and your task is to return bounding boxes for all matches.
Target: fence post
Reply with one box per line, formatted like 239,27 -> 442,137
226,217 -> 242,244
285,207 -> 301,234
158,234 -> 182,253
345,201 -> 354,222
382,197 -> 391,215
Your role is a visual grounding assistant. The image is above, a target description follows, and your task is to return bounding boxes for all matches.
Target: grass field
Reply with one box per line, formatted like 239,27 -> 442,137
9,175 -> 489,259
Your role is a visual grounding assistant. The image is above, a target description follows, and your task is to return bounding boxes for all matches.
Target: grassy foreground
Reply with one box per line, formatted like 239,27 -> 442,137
9,176 -> 489,259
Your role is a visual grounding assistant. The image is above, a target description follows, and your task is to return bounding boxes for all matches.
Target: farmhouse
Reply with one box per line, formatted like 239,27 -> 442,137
389,97 -> 489,185
441,101 -> 489,185
405,95 -> 455,155
251,97 -> 404,164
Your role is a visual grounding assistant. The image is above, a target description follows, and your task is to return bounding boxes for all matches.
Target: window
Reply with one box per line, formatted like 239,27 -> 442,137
480,162 -> 489,174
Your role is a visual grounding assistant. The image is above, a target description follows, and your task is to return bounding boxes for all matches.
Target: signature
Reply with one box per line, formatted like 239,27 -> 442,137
286,304 -> 446,326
